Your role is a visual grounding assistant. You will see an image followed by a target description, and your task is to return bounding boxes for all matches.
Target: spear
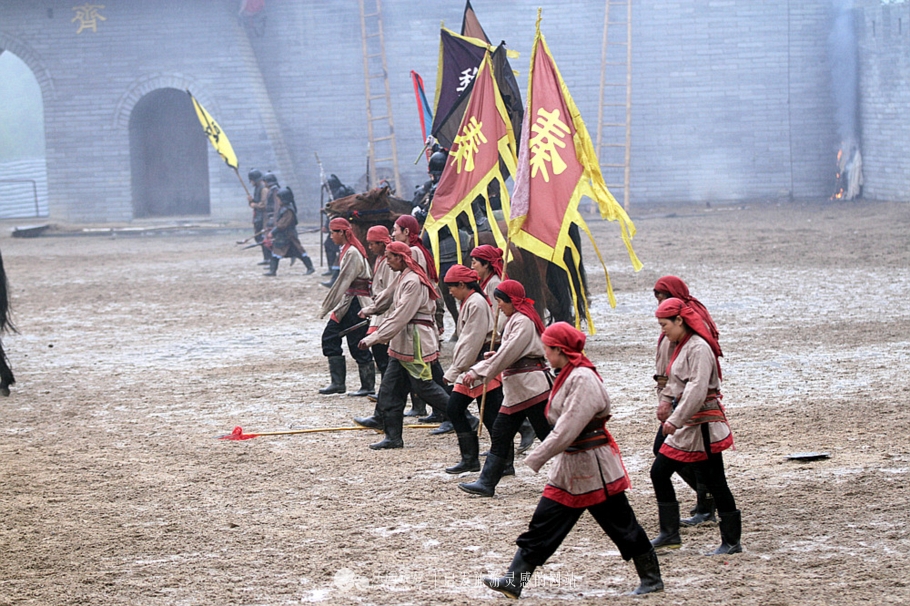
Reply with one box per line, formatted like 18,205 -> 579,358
217,424 -> 438,440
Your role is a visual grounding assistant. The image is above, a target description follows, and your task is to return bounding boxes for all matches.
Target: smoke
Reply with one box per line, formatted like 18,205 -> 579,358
828,0 -> 859,146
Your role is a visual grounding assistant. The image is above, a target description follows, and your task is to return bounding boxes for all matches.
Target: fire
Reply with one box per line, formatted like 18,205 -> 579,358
830,144 -> 861,201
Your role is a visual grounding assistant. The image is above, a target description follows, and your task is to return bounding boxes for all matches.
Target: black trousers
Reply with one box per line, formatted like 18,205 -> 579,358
371,342 -> 389,375
651,451 -> 736,512
321,299 -> 372,365
375,358 -> 450,429
489,400 -> 551,459
653,425 -> 699,493
516,493 -> 653,565
446,386 -> 502,435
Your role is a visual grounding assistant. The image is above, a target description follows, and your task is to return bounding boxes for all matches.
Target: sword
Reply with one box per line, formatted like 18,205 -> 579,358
337,319 -> 370,338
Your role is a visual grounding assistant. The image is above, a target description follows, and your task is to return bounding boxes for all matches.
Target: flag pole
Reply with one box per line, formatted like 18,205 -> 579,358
233,167 -> 251,198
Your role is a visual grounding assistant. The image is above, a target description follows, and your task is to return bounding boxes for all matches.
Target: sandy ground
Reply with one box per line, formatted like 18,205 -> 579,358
0,199 -> 908,605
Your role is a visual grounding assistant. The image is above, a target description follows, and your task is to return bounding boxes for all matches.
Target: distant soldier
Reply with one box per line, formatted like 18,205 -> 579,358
263,187 -> 315,277
246,168 -> 269,266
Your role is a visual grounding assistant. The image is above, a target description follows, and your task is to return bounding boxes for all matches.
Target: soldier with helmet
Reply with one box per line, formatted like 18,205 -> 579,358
263,187 -> 315,277
246,169 -> 269,266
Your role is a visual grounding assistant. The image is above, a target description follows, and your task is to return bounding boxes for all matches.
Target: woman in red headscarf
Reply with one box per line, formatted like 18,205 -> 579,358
470,244 -> 503,302
649,298 -> 741,556
317,217 -> 374,397
365,225 -> 394,375
440,265 -> 501,474
458,279 -> 552,497
652,276 -> 720,531
482,322 -> 663,599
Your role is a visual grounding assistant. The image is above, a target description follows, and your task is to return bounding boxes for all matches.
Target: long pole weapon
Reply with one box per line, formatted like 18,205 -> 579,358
218,424 -> 438,441
315,152 -> 328,269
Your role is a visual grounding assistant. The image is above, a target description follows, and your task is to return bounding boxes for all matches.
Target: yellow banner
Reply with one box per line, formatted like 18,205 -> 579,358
187,90 -> 238,169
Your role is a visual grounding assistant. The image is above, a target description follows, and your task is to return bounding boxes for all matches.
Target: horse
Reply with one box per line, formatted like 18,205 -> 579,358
323,186 -> 588,327
0,249 -> 15,396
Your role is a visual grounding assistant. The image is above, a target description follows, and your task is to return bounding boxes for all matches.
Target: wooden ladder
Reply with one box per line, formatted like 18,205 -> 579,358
596,0 -> 633,210
358,0 -> 401,194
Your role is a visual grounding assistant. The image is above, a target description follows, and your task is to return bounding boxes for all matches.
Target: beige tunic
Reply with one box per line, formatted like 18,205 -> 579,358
368,257 -> 396,332
481,273 -> 501,303
660,334 -> 732,462
525,367 -> 631,506
444,291 -> 493,384
318,246 -> 372,320
470,312 -> 550,411
361,269 -> 439,363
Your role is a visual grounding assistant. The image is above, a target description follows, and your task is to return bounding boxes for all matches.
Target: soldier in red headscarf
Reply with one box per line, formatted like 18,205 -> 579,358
317,218 -> 374,397
651,276 -> 720,531
458,280 -> 553,497
365,225 -> 395,376
483,322 -> 663,599
440,265 -> 501,474
353,242 -> 454,449
650,297 -> 741,556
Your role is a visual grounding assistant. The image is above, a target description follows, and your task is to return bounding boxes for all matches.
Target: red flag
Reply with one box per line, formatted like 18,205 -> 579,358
424,52 -> 516,273
510,15 -> 641,330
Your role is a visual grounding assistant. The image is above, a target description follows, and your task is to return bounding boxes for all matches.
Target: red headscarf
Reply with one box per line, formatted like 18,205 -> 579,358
470,245 -> 503,278
654,276 -> 719,347
542,322 -> 601,399
387,241 -> 439,300
329,217 -> 368,260
395,214 -> 437,281
366,225 -> 391,244
656,297 -> 722,379
495,279 -> 546,335
443,265 -> 479,284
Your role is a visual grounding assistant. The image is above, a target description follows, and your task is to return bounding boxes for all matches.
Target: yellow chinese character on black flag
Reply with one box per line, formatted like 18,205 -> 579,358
72,4 -> 106,34
529,107 -> 570,182
451,116 -> 487,173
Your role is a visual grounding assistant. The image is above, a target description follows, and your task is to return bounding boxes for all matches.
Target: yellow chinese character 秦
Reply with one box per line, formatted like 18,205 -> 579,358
451,116 -> 487,173
529,107 -> 571,182
72,4 -> 106,34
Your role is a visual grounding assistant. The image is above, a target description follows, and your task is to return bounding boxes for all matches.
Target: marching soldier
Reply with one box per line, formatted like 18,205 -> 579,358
263,187 -> 315,277
365,225 -> 395,376
352,241 -> 452,450
318,218 -> 375,397
246,168 -> 269,266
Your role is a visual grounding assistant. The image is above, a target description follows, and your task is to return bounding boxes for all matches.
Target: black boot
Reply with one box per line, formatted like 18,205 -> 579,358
681,490 -> 716,527
650,501 -> 682,551
482,550 -> 536,599
259,245 -> 271,265
429,407 -> 454,435
710,510 -> 742,555
502,442 -> 516,477
446,432 -> 480,474
301,254 -> 316,275
318,356 -> 346,394
629,548 -> 664,595
321,269 -> 340,288
516,418 -> 536,454
418,406 -> 444,424
353,415 -> 383,430
347,361 -> 376,397
263,256 -> 279,277
370,412 -> 403,449
458,453 -> 508,497
405,393 -> 427,417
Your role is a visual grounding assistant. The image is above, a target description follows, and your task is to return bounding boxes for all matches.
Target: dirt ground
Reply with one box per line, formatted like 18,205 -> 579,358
0,199 -> 908,605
